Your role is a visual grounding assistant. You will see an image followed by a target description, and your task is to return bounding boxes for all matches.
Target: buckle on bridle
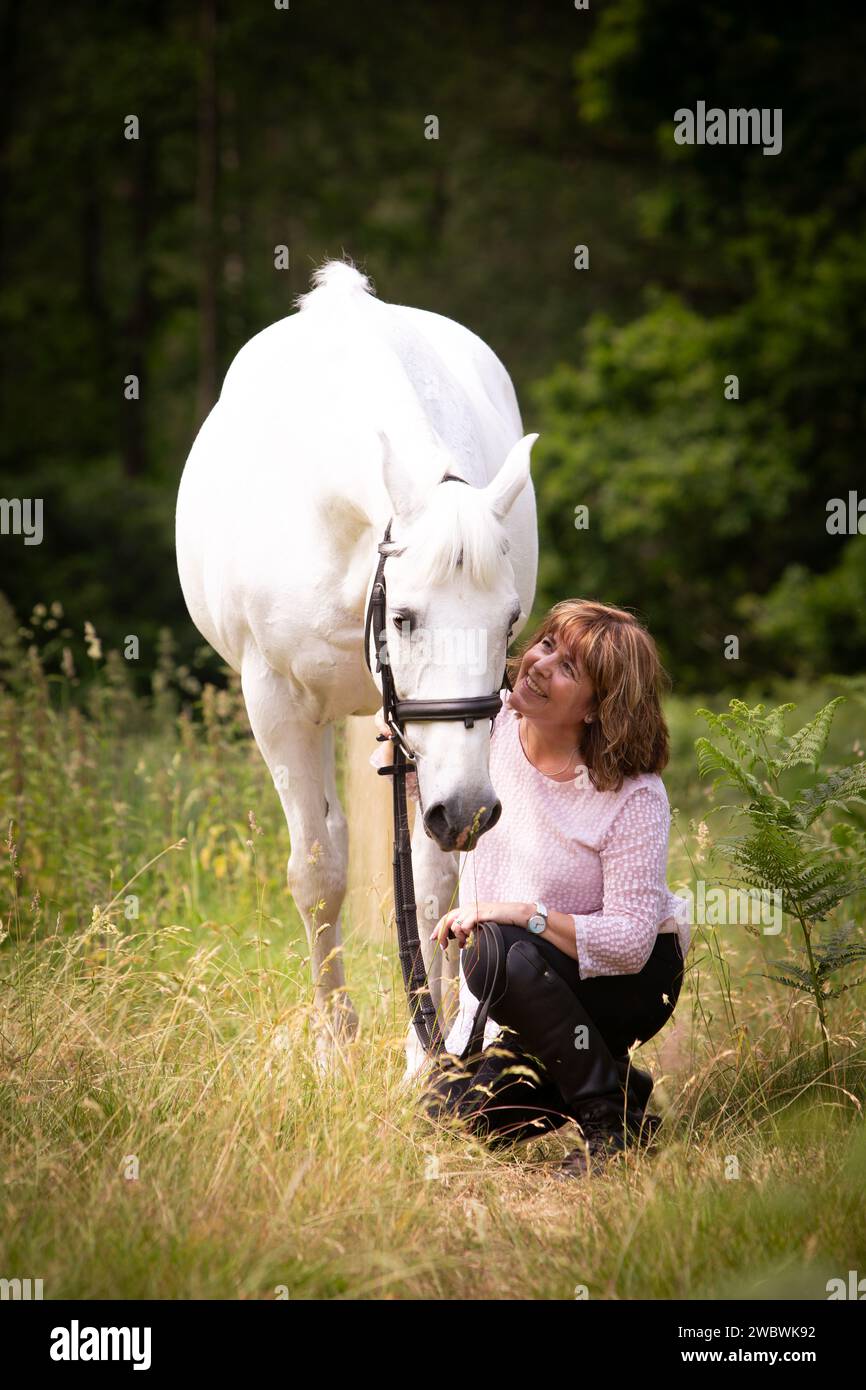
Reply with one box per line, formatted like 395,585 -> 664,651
385,716 -> 416,762
364,510 -> 511,761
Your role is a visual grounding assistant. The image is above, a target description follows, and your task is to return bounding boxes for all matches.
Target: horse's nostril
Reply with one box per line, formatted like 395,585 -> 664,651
424,798 -> 501,848
484,800 -> 502,832
423,803 -> 450,842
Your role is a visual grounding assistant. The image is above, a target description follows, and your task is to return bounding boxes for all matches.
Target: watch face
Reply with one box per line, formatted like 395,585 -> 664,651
528,915 -> 546,935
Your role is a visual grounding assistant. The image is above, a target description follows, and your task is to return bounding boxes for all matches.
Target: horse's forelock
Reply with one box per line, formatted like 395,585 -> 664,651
400,486 -> 508,590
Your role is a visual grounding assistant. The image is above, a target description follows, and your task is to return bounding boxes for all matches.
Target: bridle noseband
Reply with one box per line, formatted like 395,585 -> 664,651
361,472 -> 514,1057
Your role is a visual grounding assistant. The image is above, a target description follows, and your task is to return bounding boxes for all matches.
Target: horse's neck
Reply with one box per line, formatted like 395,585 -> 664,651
377,310 -> 485,479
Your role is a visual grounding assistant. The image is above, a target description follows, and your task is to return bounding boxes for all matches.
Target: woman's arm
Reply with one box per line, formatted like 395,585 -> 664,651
569,785 -> 671,978
524,908 -> 580,961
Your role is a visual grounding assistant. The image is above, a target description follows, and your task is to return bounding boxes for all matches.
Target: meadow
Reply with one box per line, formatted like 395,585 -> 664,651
2,601 -> 866,1300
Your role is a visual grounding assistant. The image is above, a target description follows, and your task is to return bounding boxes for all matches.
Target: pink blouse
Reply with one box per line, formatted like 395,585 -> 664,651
444,689 -> 690,1056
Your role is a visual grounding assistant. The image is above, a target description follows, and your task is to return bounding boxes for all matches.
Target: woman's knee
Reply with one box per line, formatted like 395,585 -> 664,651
462,920 -> 511,1000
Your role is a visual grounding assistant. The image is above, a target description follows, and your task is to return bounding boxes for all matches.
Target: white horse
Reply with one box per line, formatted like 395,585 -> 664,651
175,260 -> 538,1078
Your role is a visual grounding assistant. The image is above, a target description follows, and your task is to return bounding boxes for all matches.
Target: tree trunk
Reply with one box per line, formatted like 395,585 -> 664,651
196,0 -> 219,428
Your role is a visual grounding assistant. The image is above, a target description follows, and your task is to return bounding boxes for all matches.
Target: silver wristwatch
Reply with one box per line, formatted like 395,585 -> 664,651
527,900 -> 548,935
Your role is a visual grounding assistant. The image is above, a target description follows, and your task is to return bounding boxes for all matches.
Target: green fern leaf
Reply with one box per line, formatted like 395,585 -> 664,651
764,702 -> 796,739
696,707 -> 758,766
695,737 -> 764,798
828,975 -> 866,997
778,697 -> 846,773
760,972 -> 814,993
793,762 -> 866,828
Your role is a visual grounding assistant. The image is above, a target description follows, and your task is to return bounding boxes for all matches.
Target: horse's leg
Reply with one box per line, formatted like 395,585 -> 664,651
241,656 -> 357,1072
401,809 -> 460,1083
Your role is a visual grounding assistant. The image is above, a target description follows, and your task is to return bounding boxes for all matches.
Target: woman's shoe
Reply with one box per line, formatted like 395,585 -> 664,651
551,1128 -> 629,1180
550,1098 -> 664,1180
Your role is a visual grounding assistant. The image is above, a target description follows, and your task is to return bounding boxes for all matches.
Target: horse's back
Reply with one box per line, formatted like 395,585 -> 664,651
212,277 -> 522,481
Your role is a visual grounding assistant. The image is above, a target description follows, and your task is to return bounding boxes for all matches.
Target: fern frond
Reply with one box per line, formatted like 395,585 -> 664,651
759,972 -> 814,993
778,697 -> 846,773
695,737 -> 764,798
793,762 -> 866,828
827,975 -> 866,997
815,945 -> 866,972
728,699 -> 763,727
764,702 -> 796,739
799,876 -> 866,920
820,920 -> 857,950
770,960 -> 814,985
695,707 -> 758,766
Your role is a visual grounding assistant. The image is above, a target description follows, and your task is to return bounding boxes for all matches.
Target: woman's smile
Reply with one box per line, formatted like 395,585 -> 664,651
522,671 -> 547,699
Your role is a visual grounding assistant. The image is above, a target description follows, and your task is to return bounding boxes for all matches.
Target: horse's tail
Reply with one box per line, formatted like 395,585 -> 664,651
295,258 -> 376,310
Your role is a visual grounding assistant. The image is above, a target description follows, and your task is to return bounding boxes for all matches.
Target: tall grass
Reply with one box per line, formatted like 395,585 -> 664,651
2,600 -> 866,1299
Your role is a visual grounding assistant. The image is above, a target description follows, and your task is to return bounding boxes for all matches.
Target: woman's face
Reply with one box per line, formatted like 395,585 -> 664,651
509,628 -> 596,731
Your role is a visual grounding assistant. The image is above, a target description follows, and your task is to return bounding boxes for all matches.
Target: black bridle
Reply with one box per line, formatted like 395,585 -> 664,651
362,474 -> 513,1057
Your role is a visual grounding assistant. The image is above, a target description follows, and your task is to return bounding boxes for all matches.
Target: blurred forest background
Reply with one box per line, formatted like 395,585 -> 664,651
1,0 -> 865,694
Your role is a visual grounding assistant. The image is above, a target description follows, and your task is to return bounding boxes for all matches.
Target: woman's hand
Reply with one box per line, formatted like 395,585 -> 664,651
372,708 -> 420,802
430,901 -> 533,951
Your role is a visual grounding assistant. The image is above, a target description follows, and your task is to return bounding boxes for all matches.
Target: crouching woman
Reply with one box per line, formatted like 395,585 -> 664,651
421,598 -> 691,1179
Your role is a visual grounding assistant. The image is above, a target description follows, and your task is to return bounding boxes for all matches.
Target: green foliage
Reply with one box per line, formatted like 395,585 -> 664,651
528,257 -> 865,687
0,597 -> 271,940
526,1 -> 866,688
3,618 -> 866,1296
1,2 -> 864,694
764,922 -> 866,1002
694,696 -> 866,1073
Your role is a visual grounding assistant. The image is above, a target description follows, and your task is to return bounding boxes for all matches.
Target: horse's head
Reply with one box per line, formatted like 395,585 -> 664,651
371,430 -> 538,852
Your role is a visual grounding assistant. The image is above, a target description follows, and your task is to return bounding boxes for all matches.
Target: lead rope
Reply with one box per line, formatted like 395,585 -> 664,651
380,672 -> 513,1063
390,734 -> 449,1054
367,510 -> 513,1062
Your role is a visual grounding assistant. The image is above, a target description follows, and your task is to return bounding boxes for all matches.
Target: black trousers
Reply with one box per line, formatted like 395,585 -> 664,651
456,924 -> 685,1141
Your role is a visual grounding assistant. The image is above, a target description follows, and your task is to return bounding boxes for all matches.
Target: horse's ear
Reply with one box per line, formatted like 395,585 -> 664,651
378,429 -> 426,519
485,432 -> 538,520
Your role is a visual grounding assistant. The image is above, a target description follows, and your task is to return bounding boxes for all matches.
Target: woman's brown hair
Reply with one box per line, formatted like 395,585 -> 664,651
505,599 -> 672,793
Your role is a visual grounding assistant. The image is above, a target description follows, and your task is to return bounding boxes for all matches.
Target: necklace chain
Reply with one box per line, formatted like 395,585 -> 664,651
518,720 -> 582,777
